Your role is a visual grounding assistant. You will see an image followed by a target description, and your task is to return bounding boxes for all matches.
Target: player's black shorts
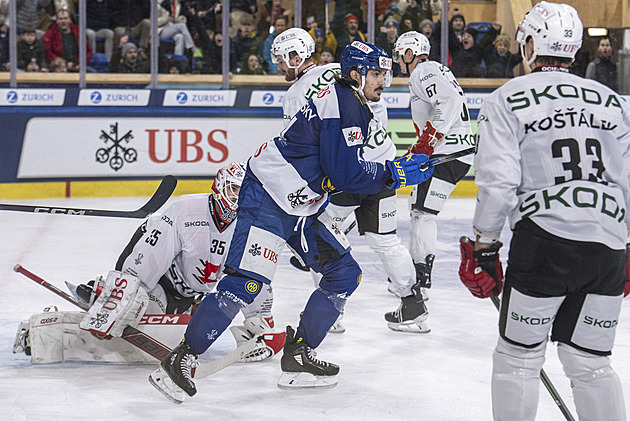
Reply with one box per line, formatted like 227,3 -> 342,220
411,158 -> 470,214
329,186 -> 396,235
500,219 -> 625,355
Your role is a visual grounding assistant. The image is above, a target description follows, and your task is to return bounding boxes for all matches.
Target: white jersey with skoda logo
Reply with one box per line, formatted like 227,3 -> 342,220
282,63 -> 340,124
282,63 -> 395,164
474,70 -> 630,249
408,60 -> 474,165
119,194 -> 235,298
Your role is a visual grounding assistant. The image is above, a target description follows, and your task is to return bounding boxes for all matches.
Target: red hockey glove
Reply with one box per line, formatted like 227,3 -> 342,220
459,237 -> 503,299
625,244 -> 630,297
408,121 -> 444,157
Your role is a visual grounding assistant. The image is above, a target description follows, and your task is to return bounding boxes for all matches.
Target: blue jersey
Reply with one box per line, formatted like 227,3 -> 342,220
248,82 -> 392,216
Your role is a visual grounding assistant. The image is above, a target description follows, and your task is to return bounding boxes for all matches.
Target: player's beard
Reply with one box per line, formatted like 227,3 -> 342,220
284,68 -> 296,82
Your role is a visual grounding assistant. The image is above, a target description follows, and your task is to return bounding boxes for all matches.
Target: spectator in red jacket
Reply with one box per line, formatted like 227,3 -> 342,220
42,8 -> 92,72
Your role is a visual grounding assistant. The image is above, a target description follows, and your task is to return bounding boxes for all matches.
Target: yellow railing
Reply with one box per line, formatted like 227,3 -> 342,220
0,72 -> 510,89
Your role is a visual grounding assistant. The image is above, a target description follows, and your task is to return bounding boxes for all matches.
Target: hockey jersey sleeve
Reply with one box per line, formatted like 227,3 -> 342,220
317,87 -> 392,194
472,93 -> 521,241
410,64 -> 466,136
118,203 -> 181,293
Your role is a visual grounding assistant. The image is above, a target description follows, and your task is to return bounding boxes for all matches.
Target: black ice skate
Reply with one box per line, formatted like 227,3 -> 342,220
277,325 -> 339,389
384,284 -> 430,333
414,254 -> 434,300
149,340 -> 198,404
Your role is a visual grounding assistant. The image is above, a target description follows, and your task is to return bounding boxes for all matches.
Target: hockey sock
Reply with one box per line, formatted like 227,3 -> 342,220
297,288 -> 346,348
184,290 -> 244,354
557,343 -> 626,420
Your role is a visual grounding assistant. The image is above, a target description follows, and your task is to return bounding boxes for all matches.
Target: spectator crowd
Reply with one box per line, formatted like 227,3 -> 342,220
0,0 -> 621,90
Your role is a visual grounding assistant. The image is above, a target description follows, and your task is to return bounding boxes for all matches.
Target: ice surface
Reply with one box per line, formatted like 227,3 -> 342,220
1,196 -> 628,420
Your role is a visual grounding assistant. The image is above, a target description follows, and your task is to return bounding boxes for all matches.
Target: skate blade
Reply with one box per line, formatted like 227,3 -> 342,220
386,283 -> 401,298
149,368 -> 185,404
387,314 -> 431,334
328,323 -> 346,334
277,372 -> 338,389
387,321 -> 431,333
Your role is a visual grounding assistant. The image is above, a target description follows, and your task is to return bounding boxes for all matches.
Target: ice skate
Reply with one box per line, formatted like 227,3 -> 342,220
12,322 -> 30,355
384,285 -> 430,333
386,278 -> 400,297
278,326 -> 339,389
414,254 -> 434,300
149,340 -> 198,403
328,309 -> 346,334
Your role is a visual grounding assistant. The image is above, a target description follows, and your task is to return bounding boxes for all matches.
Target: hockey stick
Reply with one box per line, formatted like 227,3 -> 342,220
289,219 -> 358,271
0,175 -> 177,218
490,296 -> 576,421
421,147 -> 475,168
193,337 -> 259,379
15,264 -> 266,376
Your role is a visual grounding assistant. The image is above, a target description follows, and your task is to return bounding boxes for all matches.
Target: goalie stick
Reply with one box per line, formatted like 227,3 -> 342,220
0,175 -> 177,218
13,264 -> 259,379
490,296 -> 576,421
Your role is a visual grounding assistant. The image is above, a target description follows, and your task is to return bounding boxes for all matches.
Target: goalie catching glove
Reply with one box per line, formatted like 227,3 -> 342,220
459,237 -> 503,299
386,154 -> 434,190
230,316 -> 286,362
79,270 -> 149,338
407,121 -> 443,157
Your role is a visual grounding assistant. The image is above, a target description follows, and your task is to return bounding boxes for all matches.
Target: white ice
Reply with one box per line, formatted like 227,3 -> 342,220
1,195 -> 629,421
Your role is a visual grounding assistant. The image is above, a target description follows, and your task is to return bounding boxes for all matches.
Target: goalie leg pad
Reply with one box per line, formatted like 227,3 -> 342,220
277,372 -> 339,389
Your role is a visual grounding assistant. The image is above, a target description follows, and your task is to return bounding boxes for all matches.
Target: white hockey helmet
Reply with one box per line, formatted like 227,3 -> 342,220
271,28 -> 315,69
516,1 -> 583,68
211,161 -> 246,223
393,31 -> 431,61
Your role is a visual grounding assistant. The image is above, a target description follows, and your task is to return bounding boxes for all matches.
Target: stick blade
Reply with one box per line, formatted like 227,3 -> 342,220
136,175 -> 178,217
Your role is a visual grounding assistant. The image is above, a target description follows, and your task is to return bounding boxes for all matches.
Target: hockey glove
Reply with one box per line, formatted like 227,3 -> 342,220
386,154 -> 434,190
408,121 -> 443,157
459,237 -> 503,299
230,316 -> 287,362
625,244 -> 630,297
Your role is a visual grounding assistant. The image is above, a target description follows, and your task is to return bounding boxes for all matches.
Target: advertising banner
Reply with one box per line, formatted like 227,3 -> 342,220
18,117 -> 284,178
0,89 -> 65,106
162,90 -> 237,107
78,89 -> 151,106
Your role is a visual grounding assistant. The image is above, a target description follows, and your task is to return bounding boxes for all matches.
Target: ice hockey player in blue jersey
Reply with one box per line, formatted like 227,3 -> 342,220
149,41 -> 435,402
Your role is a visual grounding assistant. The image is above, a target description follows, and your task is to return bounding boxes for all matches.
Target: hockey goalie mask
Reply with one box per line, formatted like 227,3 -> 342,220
271,28 -> 315,69
211,162 -> 246,223
516,1 -> 582,69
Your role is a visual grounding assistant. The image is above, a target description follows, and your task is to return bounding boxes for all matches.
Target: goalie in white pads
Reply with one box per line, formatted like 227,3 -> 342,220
459,3 -> 629,420
14,162 -> 285,364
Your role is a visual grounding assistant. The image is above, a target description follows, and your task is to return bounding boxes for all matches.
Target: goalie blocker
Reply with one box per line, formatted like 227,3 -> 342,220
79,270 -> 149,338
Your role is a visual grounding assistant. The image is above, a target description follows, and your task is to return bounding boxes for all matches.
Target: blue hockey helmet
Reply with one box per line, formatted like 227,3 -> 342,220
340,41 -> 393,87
